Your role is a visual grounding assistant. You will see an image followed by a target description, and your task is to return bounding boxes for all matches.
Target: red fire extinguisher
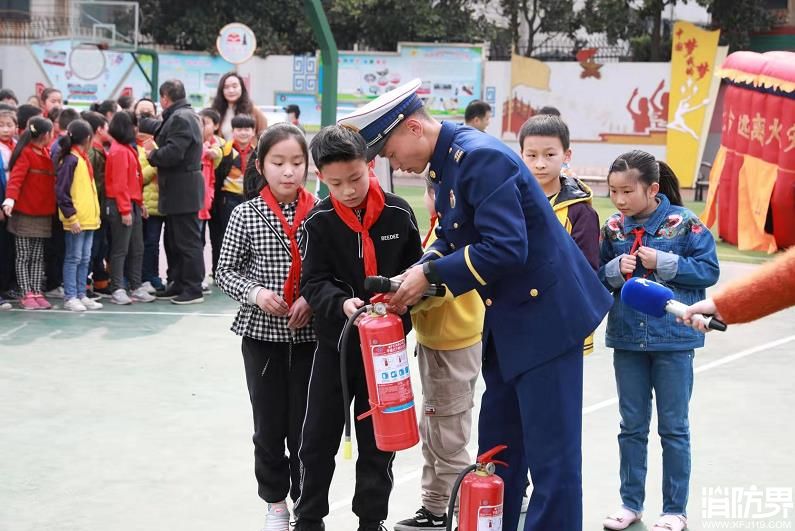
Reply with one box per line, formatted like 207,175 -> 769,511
447,445 -> 508,531
340,293 -> 420,458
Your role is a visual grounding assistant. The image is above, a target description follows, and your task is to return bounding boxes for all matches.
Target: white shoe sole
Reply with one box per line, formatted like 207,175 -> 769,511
171,297 -> 204,305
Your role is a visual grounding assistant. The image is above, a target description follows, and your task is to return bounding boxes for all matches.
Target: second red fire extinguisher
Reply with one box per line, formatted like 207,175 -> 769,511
447,445 -> 508,531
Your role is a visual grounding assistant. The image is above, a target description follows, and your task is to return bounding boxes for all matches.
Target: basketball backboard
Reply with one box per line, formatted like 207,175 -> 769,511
71,1 -> 140,50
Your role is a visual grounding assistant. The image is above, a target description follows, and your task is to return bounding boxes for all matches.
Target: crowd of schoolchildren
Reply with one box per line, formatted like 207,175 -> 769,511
0,84 -> 263,312
1,83 -> 721,531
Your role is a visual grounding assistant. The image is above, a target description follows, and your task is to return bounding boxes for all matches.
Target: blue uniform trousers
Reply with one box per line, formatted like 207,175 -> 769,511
478,340 -> 584,531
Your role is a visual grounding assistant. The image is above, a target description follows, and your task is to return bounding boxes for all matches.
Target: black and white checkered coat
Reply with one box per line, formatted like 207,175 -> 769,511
215,195 -> 317,343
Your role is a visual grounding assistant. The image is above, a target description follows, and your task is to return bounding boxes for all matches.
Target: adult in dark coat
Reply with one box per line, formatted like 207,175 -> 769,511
145,79 -> 205,304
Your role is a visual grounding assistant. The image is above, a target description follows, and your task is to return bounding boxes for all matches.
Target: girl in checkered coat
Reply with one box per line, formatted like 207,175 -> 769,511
2,117 -> 56,310
215,123 -> 317,531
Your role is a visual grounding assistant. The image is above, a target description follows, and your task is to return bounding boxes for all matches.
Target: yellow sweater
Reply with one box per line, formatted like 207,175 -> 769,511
411,218 -> 485,351
58,149 -> 100,231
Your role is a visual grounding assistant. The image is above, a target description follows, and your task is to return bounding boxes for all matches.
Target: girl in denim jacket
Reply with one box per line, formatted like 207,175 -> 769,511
599,150 -> 719,531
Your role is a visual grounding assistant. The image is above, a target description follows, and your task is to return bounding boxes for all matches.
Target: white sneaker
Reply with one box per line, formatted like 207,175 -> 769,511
45,286 -> 65,299
111,289 -> 132,305
130,286 -> 156,302
64,298 -> 87,312
80,296 -> 103,310
140,281 -> 157,294
262,501 -> 290,531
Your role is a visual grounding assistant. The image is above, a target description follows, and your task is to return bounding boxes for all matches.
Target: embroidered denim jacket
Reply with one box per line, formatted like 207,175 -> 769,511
598,194 -> 720,351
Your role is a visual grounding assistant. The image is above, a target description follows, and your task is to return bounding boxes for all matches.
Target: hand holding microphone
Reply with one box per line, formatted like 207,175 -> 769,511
621,277 -> 727,332
681,298 -> 723,333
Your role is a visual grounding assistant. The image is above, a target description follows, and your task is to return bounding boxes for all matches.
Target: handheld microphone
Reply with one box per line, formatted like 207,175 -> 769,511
621,277 -> 727,332
364,276 -> 447,297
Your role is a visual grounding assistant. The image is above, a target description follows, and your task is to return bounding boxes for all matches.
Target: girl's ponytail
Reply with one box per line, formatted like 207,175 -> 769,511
54,119 -> 93,168
55,133 -> 73,168
657,160 -> 683,206
8,116 -> 53,172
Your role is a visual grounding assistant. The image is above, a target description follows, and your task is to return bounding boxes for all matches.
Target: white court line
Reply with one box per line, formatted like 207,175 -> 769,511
7,308 -> 236,318
0,322 -> 29,340
328,333 -> 795,514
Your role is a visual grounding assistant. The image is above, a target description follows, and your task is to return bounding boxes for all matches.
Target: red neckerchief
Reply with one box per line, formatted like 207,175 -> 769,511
330,174 -> 385,277
625,225 -> 655,280
422,215 -> 438,249
73,147 -> 94,181
260,185 -> 315,306
233,141 -> 253,172
0,137 -> 15,152
91,138 -> 106,153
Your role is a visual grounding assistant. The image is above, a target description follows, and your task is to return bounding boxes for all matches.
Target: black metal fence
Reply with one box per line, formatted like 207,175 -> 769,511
489,35 -> 632,62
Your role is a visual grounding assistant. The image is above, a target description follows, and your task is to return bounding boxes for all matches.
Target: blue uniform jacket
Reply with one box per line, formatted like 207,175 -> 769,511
598,194 -> 720,351
423,122 -> 613,381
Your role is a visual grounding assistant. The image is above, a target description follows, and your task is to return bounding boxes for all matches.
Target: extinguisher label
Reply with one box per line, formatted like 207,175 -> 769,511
372,339 -> 412,409
477,505 -> 503,531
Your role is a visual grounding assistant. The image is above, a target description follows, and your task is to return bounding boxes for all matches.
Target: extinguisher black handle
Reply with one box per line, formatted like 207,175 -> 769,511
340,304 -> 371,460
446,463 -> 478,531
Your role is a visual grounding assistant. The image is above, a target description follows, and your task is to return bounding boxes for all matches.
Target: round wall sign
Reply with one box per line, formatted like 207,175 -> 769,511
216,23 -> 257,64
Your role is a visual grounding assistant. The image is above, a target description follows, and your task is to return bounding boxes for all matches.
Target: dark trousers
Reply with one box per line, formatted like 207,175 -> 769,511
209,191 -> 244,275
108,200 -> 144,292
44,214 -> 64,290
90,216 -> 110,285
164,212 -> 204,298
0,220 -> 15,293
295,343 -> 394,524
142,214 -> 165,284
477,341 -> 584,531
242,338 -> 315,503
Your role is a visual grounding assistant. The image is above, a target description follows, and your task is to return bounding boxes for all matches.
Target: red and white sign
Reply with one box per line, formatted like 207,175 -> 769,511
216,23 -> 256,64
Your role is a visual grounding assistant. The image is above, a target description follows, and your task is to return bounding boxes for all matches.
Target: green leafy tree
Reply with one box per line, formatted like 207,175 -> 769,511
698,0 -> 776,51
138,0 -> 492,56
499,0 -> 582,57
582,0 -> 777,62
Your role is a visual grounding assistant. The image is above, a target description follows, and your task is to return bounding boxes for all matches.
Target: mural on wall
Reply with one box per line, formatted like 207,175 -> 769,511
499,60 -> 671,146
122,52 -> 234,108
28,40 -> 233,108
335,43 -> 483,116
30,40 -> 135,104
277,44 -> 484,131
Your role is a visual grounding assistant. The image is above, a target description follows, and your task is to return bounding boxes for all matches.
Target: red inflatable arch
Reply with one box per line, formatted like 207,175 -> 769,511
702,51 -> 795,252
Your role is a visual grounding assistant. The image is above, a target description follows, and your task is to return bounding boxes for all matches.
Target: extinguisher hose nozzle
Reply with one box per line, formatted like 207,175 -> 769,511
340,305 -> 371,461
343,438 -> 353,460
446,464 -> 478,531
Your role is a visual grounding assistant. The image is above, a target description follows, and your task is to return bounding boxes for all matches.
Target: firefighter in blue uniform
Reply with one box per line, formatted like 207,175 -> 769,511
339,79 -> 614,531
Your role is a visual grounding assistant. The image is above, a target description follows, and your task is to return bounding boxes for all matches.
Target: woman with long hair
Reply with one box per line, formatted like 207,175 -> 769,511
211,72 -> 268,140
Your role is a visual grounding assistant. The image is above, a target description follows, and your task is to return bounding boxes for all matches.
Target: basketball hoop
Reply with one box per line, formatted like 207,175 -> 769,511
69,43 -> 107,81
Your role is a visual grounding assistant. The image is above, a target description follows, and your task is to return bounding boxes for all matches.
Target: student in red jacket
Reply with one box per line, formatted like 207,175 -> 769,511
104,111 -> 154,305
1,117 -> 55,310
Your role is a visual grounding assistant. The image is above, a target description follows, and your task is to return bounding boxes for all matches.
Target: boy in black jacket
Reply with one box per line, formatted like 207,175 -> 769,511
294,126 -> 422,531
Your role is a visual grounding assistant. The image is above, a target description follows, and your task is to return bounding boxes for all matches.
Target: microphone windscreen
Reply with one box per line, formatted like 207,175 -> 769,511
364,276 -> 393,293
620,277 -> 673,318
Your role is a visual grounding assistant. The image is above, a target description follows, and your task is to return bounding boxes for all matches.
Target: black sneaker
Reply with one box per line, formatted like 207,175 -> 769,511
84,289 -> 102,301
155,287 -> 180,300
394,508 -> 447,531
293,519 -> 325,531
171,293 -> 204,305
358,522 -> 387,531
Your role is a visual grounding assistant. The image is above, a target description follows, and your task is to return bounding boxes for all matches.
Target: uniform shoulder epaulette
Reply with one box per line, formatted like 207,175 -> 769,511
449,144 -> 467,165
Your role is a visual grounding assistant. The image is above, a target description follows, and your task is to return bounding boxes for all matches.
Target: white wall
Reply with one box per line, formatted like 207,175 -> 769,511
237,55 -> 295,109
0,44 -> 49,102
